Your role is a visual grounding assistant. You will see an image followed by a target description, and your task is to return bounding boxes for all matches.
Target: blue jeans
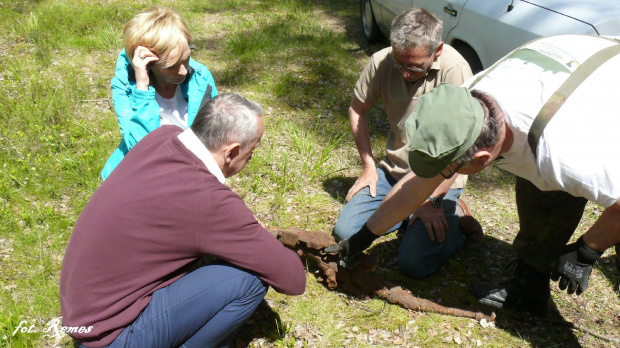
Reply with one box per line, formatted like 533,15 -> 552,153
334,167 -> 465,278
84,261 -> 268,348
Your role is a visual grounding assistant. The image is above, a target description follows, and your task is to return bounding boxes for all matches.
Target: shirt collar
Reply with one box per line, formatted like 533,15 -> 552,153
177,128 -> 226,184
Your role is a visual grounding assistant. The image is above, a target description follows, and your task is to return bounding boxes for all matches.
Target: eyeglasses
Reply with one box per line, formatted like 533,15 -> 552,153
392,50 -> 436,73
440,162 -> 464,179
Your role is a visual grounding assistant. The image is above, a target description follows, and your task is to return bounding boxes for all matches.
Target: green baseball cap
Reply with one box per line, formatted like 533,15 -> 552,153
406,84 -> 484,178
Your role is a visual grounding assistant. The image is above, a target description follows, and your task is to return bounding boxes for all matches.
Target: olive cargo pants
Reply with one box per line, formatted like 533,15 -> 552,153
513,177 -> 589,274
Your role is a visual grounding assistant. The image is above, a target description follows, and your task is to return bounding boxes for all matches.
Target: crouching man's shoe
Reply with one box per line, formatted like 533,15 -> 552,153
469,259 -> 550,317
456,199 -> 484,250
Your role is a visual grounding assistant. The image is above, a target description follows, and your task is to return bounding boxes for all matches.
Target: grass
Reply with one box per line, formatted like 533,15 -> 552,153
0,0 -> 618,347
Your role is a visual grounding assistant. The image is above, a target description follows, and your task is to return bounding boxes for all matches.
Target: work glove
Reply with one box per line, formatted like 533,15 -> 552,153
551,236 -> 603,295
324,224 -> 379,269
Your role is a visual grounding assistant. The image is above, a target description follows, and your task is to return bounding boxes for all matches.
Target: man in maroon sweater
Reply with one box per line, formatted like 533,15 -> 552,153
60,93 -> 306,348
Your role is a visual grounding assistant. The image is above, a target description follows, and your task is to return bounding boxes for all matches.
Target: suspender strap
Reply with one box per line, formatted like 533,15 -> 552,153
527,43 -> 620,157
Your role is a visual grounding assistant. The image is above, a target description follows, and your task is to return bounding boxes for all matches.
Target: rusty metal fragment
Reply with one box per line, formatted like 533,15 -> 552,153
268,227 -> 496,322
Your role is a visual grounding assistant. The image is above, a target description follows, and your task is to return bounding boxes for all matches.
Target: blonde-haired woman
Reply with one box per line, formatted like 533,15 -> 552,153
101,7 -> 217,180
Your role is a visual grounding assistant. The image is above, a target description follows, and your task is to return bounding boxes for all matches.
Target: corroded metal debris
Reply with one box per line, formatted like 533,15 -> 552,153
268,227 -> 496,322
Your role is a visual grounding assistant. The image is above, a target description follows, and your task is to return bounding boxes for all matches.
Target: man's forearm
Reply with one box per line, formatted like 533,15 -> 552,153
366,172 -> 444,235
351,117 -> 373,168
583,198 -> 620,252
429,175 -> 458,198
349,99 -> 374,169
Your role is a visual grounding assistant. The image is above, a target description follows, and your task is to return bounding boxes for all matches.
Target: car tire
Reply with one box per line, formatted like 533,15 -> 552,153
361,0 -> 383,43
454,43 -> 483,74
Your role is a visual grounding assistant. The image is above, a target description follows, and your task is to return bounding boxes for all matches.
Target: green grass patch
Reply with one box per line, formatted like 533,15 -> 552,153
1,0 -> 618,347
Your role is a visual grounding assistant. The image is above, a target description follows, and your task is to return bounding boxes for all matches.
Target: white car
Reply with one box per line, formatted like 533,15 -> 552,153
362,0 -> 620,72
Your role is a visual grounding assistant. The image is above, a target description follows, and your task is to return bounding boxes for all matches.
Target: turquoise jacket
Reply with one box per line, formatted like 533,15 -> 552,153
101,50 -> 217,180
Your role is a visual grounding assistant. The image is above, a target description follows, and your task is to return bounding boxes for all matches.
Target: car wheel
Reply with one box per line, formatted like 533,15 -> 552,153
454,43 -> 483,74
361,0 -> 383,43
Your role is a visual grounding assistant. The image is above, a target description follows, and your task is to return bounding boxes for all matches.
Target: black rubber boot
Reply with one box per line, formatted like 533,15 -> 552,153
469,259 -> 550,317
615,244 -> 619,272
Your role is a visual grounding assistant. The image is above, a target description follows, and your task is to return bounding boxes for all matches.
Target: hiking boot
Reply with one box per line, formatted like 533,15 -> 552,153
456,199 -> 484,250
469,259 -> 550,317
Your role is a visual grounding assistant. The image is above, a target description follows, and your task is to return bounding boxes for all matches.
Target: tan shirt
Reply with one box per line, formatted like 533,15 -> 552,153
354,45 -> 472,187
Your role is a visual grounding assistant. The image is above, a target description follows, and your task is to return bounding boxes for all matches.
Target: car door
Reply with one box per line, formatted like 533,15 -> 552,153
448,0 -> 600,68
411,0 -> 468,43
373,0 -> 413,35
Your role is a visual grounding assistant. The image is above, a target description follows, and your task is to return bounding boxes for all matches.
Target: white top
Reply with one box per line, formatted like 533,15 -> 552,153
465,35 -> 620,208
177,128 -> 226,184
156,85 -> 189,129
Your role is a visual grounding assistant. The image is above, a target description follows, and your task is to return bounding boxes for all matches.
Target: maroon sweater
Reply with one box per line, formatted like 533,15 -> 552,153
60,126 -> 306,347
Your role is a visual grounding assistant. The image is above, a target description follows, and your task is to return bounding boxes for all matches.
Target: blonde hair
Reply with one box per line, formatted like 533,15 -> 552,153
123,7 -> 191,67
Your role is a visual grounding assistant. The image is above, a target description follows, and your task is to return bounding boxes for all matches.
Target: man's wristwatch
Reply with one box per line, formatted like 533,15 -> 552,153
428,196 -> 444,208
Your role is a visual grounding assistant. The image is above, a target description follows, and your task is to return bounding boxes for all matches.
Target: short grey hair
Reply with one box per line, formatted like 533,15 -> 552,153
191,93 -> 263,150
454,90 -> 504,164
390,7 -> 442,55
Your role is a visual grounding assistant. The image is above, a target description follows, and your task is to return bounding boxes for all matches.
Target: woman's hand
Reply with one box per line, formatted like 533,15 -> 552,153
132,46 -> 159,90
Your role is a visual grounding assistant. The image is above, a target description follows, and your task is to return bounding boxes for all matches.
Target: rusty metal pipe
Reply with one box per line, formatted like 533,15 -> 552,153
268,227 -> 495,321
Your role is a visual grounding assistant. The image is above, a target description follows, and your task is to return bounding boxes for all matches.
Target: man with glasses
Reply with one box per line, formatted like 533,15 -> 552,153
331,7 -> 480,278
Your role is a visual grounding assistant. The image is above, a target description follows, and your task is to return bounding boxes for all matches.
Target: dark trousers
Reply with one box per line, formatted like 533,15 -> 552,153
513,177 -> 588,274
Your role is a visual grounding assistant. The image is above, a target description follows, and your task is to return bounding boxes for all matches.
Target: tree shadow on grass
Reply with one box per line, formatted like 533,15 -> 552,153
493,307 -> 581,348
232,300 -> 284,348
4,0 -> 44,13
322,175 -> 357,205
207,0 -> 390,148
191,37 -> 222,55
319,171 -> 595,346
597,254 -> 620,299
365,232 -> 583,347
307,0 -> 389,56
